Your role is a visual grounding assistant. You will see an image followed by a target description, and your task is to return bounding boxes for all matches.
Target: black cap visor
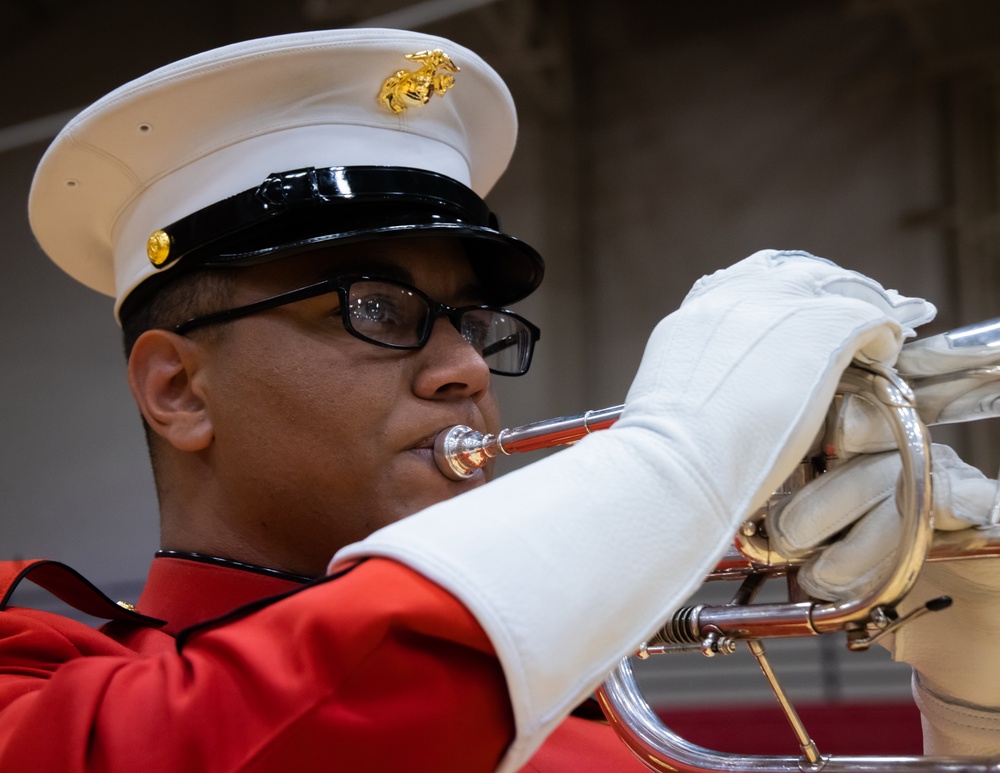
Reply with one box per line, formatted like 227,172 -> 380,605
131,166 -> 543,311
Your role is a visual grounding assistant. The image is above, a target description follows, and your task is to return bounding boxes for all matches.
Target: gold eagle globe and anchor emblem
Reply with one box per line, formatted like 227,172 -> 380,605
378,49 -> 459,114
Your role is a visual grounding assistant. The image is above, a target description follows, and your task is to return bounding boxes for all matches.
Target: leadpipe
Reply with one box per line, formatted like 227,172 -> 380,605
434,334 -> 1000,481
434,404 -> 623,480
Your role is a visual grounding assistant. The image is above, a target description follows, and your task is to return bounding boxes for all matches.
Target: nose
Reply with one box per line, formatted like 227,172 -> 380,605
412,316 -> 492,400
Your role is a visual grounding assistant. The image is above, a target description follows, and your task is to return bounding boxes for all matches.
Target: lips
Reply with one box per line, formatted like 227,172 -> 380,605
410,430 -> 445,451
408,416 -> 483,452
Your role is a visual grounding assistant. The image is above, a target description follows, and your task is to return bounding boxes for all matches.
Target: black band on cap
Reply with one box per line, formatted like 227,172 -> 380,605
157,166 -> 502,268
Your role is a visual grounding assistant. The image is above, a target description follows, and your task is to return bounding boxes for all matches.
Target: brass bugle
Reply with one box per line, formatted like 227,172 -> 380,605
594,365 -> 1000,771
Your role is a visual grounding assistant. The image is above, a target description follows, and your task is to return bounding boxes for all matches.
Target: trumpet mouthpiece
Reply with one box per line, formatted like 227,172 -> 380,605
434,425 -> 495,480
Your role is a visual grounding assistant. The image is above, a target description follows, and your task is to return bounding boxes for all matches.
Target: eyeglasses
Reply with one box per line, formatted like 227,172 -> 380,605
172,276 -> 541,376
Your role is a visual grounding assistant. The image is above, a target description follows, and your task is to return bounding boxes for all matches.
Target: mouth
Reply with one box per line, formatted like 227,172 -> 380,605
410,429 -> 445,452
409,418 -> 482,451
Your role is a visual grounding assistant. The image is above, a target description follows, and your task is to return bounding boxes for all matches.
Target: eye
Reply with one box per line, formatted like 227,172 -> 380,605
350,293 -> 406,326
357,297 -> 390,323
461,315 -> 494,351
342,280 -> 433,347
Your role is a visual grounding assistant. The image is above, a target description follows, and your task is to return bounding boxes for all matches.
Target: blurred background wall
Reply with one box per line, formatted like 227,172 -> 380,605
2,0 -> 999,734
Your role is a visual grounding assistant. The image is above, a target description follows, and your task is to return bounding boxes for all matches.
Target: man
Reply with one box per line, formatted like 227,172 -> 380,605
0,27 -> 950,772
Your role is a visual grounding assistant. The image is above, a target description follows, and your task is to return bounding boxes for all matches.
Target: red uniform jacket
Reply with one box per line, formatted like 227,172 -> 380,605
0,554 -> 645,772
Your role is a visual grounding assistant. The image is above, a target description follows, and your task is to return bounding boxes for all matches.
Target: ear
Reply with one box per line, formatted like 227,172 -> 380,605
128,330 -> 214,452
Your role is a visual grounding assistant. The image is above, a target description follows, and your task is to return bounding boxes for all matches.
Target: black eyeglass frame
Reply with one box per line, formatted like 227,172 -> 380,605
171,275 -> 541,376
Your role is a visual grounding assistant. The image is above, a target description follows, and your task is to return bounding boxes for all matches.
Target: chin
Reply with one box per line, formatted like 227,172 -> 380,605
392,470 -> 488,523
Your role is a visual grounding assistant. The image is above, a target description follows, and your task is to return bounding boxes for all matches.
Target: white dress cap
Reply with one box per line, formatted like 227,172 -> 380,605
28,28 -> 520,315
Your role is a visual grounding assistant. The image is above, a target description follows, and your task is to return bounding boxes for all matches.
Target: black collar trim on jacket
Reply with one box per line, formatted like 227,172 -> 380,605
155,549 -> 315,584
173,558 -> 366,652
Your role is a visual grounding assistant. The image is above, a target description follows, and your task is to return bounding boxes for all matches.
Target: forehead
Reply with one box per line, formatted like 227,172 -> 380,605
235,236 -> 480,297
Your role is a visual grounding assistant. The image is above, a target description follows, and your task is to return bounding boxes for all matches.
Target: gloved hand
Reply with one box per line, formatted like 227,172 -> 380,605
768,443 -> 996,602
769,392 -> 1000,754
331,249 -> 935,771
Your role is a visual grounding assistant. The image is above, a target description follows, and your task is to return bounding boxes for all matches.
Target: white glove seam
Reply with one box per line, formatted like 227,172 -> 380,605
778,484 -> 894,552
602,425 -> 738,531
842,547 -> 895,595
916,674 -> 1000,726
694,304 -> 837,407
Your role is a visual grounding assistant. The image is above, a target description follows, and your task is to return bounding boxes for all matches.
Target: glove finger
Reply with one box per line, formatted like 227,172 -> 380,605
681,250 -> 932,368
944,477 -> 998,528
820,279 -> 936,340
818,274 -> 933,364
798,496 -> 900,602
883,288 -> 938,333
685,251 -> 932,328
769,451 -> 900,558
926,444 -> 997,530
826,393 -> 897,457
898,319 -> 1000,377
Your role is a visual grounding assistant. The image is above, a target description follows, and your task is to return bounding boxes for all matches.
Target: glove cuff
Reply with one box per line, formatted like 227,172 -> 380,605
914,673 -> 1000,755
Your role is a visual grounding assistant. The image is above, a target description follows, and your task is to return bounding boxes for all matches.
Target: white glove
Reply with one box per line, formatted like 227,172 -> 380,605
770,416 -> 1000,754
904,559 -> 1000,754
768,444 -> 995,601
898,323 -> 1000,426
897,324 -> 1000,752
817,319 -> 1000,453
330,249 -> 934,772
897,318 -> 1000,377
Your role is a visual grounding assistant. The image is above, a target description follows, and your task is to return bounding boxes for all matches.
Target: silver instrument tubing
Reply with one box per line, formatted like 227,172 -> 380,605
597,660 -> 1000,772
434,404 -> 622,480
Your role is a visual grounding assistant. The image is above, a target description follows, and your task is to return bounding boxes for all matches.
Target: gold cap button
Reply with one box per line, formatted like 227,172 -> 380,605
147,230 -> 172,267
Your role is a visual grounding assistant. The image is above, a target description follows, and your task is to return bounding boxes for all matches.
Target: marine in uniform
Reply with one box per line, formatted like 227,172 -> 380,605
4,26 -> 981,773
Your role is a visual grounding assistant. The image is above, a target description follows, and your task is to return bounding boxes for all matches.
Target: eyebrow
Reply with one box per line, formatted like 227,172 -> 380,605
319,259 -> 412,284
318,261 -> 488,305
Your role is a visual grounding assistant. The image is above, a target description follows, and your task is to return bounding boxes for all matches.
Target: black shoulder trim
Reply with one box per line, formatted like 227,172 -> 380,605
0,559 -> 165,627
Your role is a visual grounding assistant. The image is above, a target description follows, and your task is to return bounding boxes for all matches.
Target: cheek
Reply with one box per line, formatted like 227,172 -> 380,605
237,354 -> 404,449
480,389 -> 500,434
203,334 -> 355,451
207,352 -> 412,535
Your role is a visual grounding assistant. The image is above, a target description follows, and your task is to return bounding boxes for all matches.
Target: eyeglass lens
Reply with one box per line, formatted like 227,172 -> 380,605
345,281 -> 533,375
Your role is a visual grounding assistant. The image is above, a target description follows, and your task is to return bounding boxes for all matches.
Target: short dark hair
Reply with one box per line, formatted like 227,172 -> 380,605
121,268 -> 236,359
120,269 -> 237,488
